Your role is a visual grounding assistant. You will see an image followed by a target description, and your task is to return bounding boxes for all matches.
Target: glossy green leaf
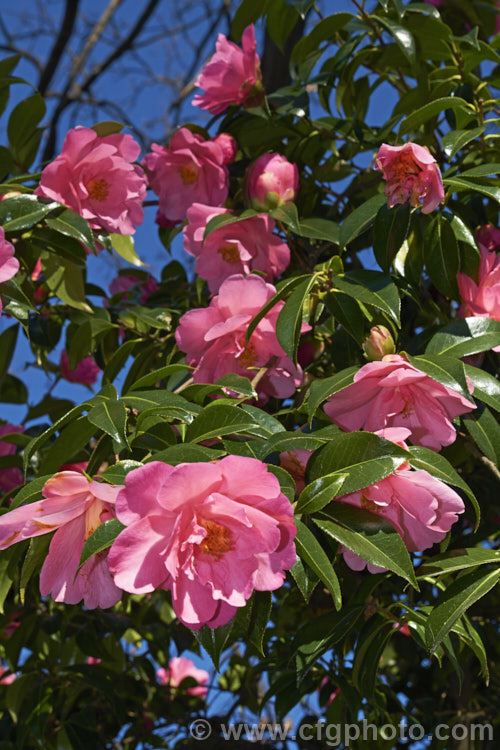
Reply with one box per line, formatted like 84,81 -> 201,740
339,194 -> 387,248
332,270 -> 401,325
465,407 -> 500,467
375,16 -> 416,65
41,251 -> 92,312
424,214 -> 459,298
419,548 -> 500,578
110,233 -> 145,266
297,217 -> 339,243
276,275 -> 315,363
442,126 -> 485,159
373,203 -> 411,273
463,364 -> 500,412
426,317 -> 500,358
185,403 -> 258,443
294,519 -> 342,609
296,472 -> 347,514
45,208 -> 95,254
406,352 -> 470,399
88,400 -> 129,452
307,366 -> 357,422
78,518 -> 126,572
0,194 -> 58,232
399,97 -> 474,135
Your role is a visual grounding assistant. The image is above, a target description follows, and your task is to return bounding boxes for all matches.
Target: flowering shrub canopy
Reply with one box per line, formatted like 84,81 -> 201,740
1,1 -> 500,747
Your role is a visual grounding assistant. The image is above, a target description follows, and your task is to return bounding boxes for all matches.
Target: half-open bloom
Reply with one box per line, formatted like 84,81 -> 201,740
193,24 -> 264,114
35,126 -> 147,235
157,656 -> 209,697
0,228 -> 19,315
375,142 -> 444,214
244,153 -> 299,211
183,204 -> 290,293
175,274 -> 307,400
142,128 -> 232,225
0,471 -> 121,607
107,457 -> 297,629
336,428 -> 465,572
458,235 -> 500,352
0,423 -> 24,495
324,354 -> 475,450
60,349 -> 100,386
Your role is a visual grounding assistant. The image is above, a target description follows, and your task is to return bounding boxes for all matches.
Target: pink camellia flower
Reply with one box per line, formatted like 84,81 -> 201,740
374,142 -> 444,214
60,349 -> 100,386
213,133 -> 238,165
0,471 -> 121,608
393,622 -> 411,636
175,274 -> 307,400
477,224 -> 500,252
244,154 -> 299,211
193,24 -> 264,114
107,456 -> 297,630
142,128 -> 232,225
0,423 -> 24,495
0,228 -> 19,315
458,233 -> 500,352
324,353 -> 475,451
337,428 -> 465,572
279,449 -> 313,495
108,273 -> 158,304
87,657 -> 101,665
34,126 -> 147,235
183,203 -> 290,293
157,656 -> 209,697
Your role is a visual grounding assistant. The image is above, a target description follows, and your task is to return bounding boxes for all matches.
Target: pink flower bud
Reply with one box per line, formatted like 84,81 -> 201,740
245,153 -> 299,211
60,349 -> 100,386
362,326 -> 396,361
214,133 -> 238,165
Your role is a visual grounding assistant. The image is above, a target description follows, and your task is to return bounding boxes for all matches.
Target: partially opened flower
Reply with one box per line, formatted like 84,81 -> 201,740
175,274 -> 307,400
142,128 -> 232,225
193,25 -> 264,114
0,228 -> 19,315
0,471 -> 121,608
457,234 -> 500,352
324,354 -> 475,451
157,656 -> 209,697
108,456 -> 297,629
336,428 -> 465,572
375,142 -> 444,214
0,423 -> 24,495
60,349 -> 100,386
35,126 -> 147,235
244,153 -> 299,211
183,203 -> 290,293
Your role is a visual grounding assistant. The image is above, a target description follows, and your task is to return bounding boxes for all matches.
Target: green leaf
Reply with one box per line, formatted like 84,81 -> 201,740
294,605 -> 364,677
245,274 -> 312,345
88,400 -> 129,452
406,352 -> 470,399
203,209 -> 258,240
290,12 -> 354,64
444,176 -> 500,205
0,324 -> 18,386
424,214 -> 459,298
294,519 -> 342,609
425,567 -> 500,653
339,194 -> 387,248
296,472 -> 347,514
373,204 -> 411,273
45,208 -> 95,254
129,364 -> 194,391
375,16 -> 416,65
215,373 -> 257,399
352,614 -> 394,698
464,364 -> 500,412
231,0 -> 269,40
408,445 -> 480,526
465,407 -> 500,467
276,275 -> 315,364
109,233 -> 145,266
146,444 -> 224,465
308,431 -> 409,495
247,591 -> 272,655
419,548 -> 500,578
185,403 -> 257,443
0,194 -> 58,232
121,389 -> 200,418
98,460 -> 143,484
270,202 -> 301,233
78,518 -> 125,572
307,366 -> 357,422
9,474 -> 52,510
399,97 -> 474,135
289,557 -> 319,602
426,318 -> 500,358
315,504 -> 419,588
22,404 -> 88,474
91,120 -> 124,136
296,217 -> 339,244
41,251 -> 91,312
442,126 -> 485,159
193,621 -> 234,669
332,270 -> 401,325
7,93 -> 46,149
20,536 -> 51,603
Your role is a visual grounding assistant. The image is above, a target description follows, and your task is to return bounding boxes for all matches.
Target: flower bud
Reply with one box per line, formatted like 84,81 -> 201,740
213,133 -> 238,165
362,326 -> 395,361
244,153 -> 299,211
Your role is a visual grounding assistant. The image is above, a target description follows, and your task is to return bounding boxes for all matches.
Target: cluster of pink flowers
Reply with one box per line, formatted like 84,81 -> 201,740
0,228 -> 19,315
0,423 -> 24,495
35,127 -> 147,236
457,225 -> 500,351
0,456 -> 296,628
142,128 -> 235,226
183,204 -> 290,293
157,656 -> 209,697
60,349 -> 100,386
175,274 -> 308,400
324,353 -> 475,451
375,142 -> 444,214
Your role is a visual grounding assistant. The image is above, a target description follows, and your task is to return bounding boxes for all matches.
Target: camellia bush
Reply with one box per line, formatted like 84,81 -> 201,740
0,0 -> 500,747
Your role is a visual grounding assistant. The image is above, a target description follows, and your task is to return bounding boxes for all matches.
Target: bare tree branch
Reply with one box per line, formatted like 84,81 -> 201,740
38,0 -> 80,95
